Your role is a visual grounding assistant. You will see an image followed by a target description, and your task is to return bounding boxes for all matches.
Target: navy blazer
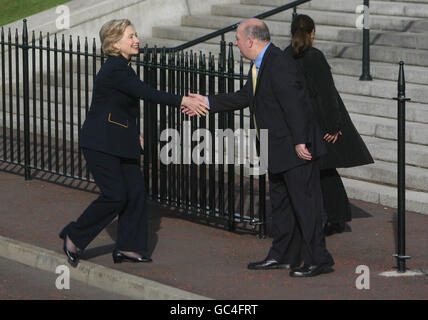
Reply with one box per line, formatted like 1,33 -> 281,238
209,44 -> 326,174
80,54 -> 183,159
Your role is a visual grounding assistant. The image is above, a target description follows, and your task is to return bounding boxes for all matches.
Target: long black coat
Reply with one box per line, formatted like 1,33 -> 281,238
285,46 -> 374,170
80,54 -> 183,159
209,43 -> 326,174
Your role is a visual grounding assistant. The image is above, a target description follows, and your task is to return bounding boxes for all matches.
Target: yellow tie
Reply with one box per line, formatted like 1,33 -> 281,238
252,63 -> 257,95
252,64 -> 259,139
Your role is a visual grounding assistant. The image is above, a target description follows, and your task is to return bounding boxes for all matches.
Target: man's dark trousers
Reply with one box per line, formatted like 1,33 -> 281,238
268,159 -> 334,267
60,148 -> 148,255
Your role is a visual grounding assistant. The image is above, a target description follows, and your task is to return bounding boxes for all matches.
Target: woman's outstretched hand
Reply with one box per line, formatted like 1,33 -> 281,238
181,95 -> 209,117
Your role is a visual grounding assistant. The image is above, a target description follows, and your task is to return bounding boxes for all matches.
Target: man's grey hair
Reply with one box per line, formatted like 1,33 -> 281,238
242,21 -> 271,42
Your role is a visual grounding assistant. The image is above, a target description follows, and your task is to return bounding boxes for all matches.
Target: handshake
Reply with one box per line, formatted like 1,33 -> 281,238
181,93 -> 209,117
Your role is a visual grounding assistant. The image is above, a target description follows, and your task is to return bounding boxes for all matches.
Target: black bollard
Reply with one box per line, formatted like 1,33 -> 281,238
360,0 -> 372,81
392,61 -> 411,273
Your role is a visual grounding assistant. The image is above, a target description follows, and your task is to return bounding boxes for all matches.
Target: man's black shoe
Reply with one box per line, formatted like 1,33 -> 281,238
289,264 -> 334,277
247,258 -> 293,270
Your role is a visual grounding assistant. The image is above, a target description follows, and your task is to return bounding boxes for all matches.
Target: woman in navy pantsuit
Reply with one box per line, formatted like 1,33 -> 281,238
59,19 -> 208,267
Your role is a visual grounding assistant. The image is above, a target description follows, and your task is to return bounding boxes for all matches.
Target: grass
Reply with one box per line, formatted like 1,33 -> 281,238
0,0 -> 71,26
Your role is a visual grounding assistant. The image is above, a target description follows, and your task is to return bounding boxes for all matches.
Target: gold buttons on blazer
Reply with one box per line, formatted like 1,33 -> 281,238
108,113 -> 129,128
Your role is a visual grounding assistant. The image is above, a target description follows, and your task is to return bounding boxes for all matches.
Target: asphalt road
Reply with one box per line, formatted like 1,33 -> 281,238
0,257 -> 128,300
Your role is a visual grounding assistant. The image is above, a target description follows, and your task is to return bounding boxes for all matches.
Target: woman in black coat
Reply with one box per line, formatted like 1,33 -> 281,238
285,14 -> 374,236
59,19 -> 208,267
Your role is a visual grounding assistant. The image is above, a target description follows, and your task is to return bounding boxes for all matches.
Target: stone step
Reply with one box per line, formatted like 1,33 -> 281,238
2,84 -> 92,107
152,25 -> 244,47
329,58 -> 428,85
305,39 -> 428,67
151,23 -> 428,66
142,37 -> 428,81
2,106 -> 428,173
2,90 -> 426,146
183,13 -> 428,54
10,33 -> 421,84
339,159 -> 428,192
212,4 -> 425,31
5,92 -> 428,169
3,108 -> 428,215
12,77 -> 426,129
12,53 -> 428,93
152,24 -> 368,51
8,77 -> 424,127
315,38 -> 423,69
204,15 -> 428,49
159,20 -> 363,46
243,0 -> 428,18
341,93 -> 428,124
335,29 -> 428,50
0,95 -> 88,127
182,14 -> 361,42
362,135 -> 428,169
333,74 -> 428,104
0,45 -> 102,80
342,177 -> 428,215
350,113 -> 428,146
0,110 -> 81,143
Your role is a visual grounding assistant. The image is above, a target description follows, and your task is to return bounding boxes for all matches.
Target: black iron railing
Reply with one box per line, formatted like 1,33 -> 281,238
0,20 -> 269,236
0,1 -> 314,237
359,0 -> 372,81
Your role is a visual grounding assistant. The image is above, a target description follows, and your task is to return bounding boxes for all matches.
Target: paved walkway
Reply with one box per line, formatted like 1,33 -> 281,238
0,169 -> 427,299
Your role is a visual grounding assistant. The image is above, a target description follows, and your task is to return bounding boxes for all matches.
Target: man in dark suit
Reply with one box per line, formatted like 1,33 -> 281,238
186,18 -> 334,277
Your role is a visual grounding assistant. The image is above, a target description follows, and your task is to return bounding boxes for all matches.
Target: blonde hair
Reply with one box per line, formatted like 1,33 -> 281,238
99,19 -> 132,56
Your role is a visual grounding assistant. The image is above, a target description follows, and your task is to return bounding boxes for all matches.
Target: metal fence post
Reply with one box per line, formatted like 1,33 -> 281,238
360,0 -> 372,81
393,61 -> 411,272
227,42 -> 236,232
22,19 -> 31,180
292,7 -> 297,19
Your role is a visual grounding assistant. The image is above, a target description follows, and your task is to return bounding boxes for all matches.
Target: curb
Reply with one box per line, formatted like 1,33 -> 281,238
0,235 -> 211,300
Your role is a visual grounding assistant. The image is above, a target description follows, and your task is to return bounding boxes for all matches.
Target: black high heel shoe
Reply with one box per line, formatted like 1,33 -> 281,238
60,233 -> 79,268
324,222 -> 345,237
112,250 -> 152,264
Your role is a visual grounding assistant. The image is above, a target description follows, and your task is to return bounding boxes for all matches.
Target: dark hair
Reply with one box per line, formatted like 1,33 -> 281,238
290,14 -> 315,57
243,22 -> 271,42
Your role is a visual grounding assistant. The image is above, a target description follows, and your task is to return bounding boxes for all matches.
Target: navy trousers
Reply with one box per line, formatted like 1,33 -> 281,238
60,148 -> 148,255
267,160 -> 334,267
